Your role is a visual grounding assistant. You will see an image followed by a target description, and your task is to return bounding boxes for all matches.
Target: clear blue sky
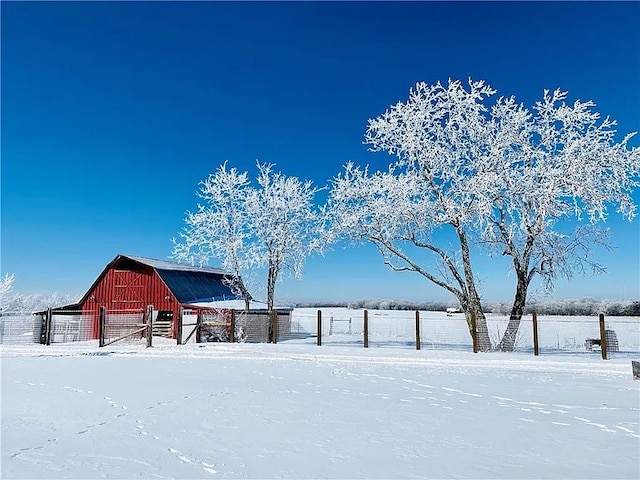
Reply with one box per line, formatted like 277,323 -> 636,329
2,1 -> 639,304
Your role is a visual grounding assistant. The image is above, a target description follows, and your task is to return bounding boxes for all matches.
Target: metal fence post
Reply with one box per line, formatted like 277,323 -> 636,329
415,310 -> 421,350
317,310 -> 322,346
471,311 -> 478,353
532,312 -> 539,356
363,310 -> 369,348
99,307 -> 106,347
146,305 -> 153,348
599,313 -> 608,360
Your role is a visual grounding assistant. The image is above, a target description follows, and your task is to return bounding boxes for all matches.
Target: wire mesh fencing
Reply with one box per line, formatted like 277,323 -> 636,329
275,311 -> 304,342
0,313 -> 42,345
49,311 -> 95,344
199,309 -> 233,343
236,311 -> 271,343
4,305 -> 637,359
531,315 -> 639,357
420,311 -> 476,351
287,308 -> 640,357
103,309 -> 147,346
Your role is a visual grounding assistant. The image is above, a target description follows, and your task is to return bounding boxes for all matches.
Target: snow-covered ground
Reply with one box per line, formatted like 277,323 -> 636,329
2,340 -> 639,479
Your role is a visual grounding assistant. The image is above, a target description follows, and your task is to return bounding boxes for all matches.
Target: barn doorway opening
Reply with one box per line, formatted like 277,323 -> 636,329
153,310 -> 174,338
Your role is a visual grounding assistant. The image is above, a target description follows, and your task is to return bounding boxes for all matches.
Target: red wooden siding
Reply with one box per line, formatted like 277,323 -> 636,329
81,264 -> 181,338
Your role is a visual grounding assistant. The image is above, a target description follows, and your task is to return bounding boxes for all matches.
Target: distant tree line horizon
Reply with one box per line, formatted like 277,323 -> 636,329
295,297 -> 640,317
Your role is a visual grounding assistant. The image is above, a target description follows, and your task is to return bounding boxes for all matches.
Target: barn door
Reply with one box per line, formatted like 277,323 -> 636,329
112,270 -> 146,309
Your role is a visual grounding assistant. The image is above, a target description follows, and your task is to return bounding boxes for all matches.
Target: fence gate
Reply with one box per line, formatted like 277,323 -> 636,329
100,307 -> 152,347
48,310 -> 95,344
180,308 -> 237,344
179,309 -> 290,344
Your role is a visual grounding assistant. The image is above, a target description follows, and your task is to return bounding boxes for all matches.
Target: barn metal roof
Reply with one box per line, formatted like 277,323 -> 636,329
119,255 -> 242,304
123,255 -> 228,275
155,269 -> 238,304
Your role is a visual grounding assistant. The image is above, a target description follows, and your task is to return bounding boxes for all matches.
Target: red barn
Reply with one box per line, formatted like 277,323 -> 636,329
72,254 -> 240,339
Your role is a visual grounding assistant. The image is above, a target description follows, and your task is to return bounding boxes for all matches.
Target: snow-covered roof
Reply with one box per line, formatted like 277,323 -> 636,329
123,255 -> 228,275
187,299 -> 293,311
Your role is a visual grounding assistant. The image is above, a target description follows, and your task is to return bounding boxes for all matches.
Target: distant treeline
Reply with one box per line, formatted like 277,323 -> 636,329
295,298 -> 640,316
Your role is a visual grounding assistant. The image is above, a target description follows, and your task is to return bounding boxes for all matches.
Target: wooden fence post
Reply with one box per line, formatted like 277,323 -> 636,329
45,307 -> 53,346
317,310 -> 322,346
99,306 -> 106,347
363,310 -> 369,348
230,309 -> 236,343
177,307 -> 184,345
532,312 -> 539,356
415,310 -> 421,351
146,305 -> 153,348
271,310 -> 278,344
196,309 -> 202,344
471,311 -> 478,353
599,313 -> 608,360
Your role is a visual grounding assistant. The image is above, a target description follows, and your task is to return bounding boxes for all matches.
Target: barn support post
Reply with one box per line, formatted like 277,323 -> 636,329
99,307 -> 106,347
415,310 -> 421,351
317,310 -> 322,347
146,305 -> 153,348
177,308 -> 184,345
471,311 -> 478,354
230,310 -> 236,343
532,312 -> 539,356
196,310 -> 202,344
363,310 -> 369,348
599,313 -> 608,360
45,307 -> 53,346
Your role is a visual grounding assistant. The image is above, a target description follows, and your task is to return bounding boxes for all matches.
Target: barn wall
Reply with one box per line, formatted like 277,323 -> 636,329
81,265 -> 181,338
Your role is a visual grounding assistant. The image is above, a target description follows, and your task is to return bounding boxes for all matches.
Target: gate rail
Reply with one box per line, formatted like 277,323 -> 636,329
99,305 -> 153,348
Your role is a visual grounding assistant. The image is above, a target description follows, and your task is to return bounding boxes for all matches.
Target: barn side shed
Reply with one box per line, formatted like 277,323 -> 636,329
69,254 -> 241,339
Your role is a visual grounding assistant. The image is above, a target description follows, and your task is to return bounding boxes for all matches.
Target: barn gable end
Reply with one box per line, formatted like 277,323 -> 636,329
72,254 -> 239,339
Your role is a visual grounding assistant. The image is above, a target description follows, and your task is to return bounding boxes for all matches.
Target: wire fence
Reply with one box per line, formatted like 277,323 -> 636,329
283,308 -> 640,358
0,313 -> 42,345
3,306 -> 638,359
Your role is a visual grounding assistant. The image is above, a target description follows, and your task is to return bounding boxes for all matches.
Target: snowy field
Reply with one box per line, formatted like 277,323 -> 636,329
2,340 -> 639,479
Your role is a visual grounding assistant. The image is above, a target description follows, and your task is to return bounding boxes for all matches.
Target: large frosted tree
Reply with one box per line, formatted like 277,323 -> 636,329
329,80 -> 497,350
173,161 -> 321,312
244,162 -> 322,312
172,162 -> 253,310
328,78 -> 639,351
484,89 -> 639,350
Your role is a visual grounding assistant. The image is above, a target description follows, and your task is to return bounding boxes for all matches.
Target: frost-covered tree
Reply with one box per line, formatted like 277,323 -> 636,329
172,162 -> 253,310
245,162 -> 322,312
329,78 -> 639,352
329,80 -> 497,350
173,161 -> 322,312
484,89 -> 639,350
0,273 -> 15,312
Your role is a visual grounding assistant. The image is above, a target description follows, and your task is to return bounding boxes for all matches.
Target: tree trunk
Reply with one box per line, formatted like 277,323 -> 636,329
266,262 -> 277,313
460,295 -> 491,352
456,227 -> 491,351
499,274 -> 528,351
